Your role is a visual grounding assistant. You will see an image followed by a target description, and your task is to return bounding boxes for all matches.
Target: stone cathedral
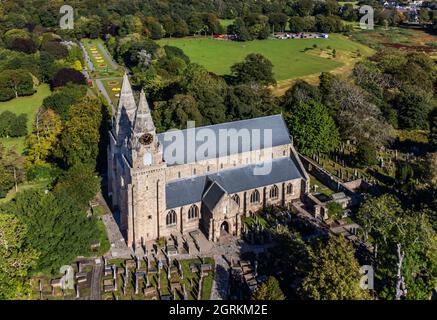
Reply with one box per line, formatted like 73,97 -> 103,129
108,74 -> 310,248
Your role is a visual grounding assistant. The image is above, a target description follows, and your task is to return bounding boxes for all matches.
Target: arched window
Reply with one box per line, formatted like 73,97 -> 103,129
250,190 -> 260,204
166,210 -> 177,226
188,205 -> 199,219
286,183 -> 293,195
269,185 -> 279,199
233,194 -> 240,207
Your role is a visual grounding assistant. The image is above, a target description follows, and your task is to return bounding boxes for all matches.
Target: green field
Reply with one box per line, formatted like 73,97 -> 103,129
0,84 -> 51,153
158,34 -> 373,81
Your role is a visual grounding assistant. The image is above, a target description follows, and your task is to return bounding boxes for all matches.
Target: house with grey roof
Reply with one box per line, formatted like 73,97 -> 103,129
108,74 -> 310,247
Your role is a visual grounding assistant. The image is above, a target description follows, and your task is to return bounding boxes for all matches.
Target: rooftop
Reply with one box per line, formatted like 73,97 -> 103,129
165,156 -> 303,209
157,114 -> 292,166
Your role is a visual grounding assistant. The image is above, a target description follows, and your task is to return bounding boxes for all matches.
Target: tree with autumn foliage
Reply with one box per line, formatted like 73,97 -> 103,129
25,108 -> 62,167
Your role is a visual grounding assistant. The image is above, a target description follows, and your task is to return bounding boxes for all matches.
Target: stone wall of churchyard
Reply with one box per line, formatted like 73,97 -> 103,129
299,155 -> 365,207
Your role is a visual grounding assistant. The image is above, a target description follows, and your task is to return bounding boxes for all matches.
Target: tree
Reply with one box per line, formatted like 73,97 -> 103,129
56,97 -> 102,168
273,228 -> 312,297
268,13 -> 288,33
0,214 -> 38,300
252,276 -> 286,300
327,78 -> 392,148
182,64 -> 228,125
357,195 -> 437,299
0,190 -> 98,274
229,17 -> 252,41
231,54 -> 276,86
395,162 -> 417,195
40,41 -> 69,59
42,84 -> 87,121
294,0 -> 315,16
26,108 -> 62,167
0,111 -> 27,138
397,85 -> 433,130
327,201 -> 344,220
158,94 -> 203,131
226,85 -> 279,120
424,152 -> 437,186
429,108 -> 437,151
289,16 -> 306,33
54,163 -> 100,209
284,101 -> 340,156
354,141 -> 378,168
282,80 -> 320,107
51,68 -> 87,89
9,38 -> 37,54
302,235 -> 370,300
0,69 -> 35,101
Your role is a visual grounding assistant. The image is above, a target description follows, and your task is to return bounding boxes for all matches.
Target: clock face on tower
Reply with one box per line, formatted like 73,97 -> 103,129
139,133 -> 154,146
143,152 -> 152,166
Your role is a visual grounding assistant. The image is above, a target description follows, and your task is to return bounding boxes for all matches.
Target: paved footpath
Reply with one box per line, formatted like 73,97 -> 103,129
98,43 -> 119,70
90,259 -> 102,300
97,192 -> 134,259
210,254 -> 230,300
95,79 -> 114,108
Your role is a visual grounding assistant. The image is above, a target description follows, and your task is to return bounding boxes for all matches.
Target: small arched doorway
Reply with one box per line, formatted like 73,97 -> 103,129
220,221 -> 229,235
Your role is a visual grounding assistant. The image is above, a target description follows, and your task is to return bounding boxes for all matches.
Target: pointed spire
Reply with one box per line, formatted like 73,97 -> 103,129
134,89 -> 155,134
116,72 -> 137,119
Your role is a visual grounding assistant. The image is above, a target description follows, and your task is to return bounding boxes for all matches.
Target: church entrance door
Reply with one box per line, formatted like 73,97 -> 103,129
220,221 -> 229,235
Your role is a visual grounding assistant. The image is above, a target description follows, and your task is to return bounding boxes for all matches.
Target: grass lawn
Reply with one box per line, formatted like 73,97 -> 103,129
101,78 -> 123,106
96,219 -> 110,256
0,179 -> 49,205
0,84 -> 51,153
158,34 -> 373,81
179,257 -> 214,300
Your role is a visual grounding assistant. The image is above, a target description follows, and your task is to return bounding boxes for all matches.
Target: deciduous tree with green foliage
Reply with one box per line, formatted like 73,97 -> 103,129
301,235 -> 370,300
252,276 -> 286,300
0,214 -> 38,300
357,195 -> 437,300
231,54 -> 276,86
284,101 -> 340,156
56,97 -> 102,168
0,189 -> 99,274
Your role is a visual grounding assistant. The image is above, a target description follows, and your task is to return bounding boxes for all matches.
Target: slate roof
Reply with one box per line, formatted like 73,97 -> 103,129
165,157 -> 303,210
157,114 -> 291,166
202,182 -> 226,212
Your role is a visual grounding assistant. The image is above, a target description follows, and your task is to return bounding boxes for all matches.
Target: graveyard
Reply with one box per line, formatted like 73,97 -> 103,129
100,256 -> 215,300
30,255 -> 215,300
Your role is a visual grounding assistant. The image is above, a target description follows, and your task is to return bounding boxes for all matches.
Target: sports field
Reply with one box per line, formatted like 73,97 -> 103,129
158,34 -> 373,81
